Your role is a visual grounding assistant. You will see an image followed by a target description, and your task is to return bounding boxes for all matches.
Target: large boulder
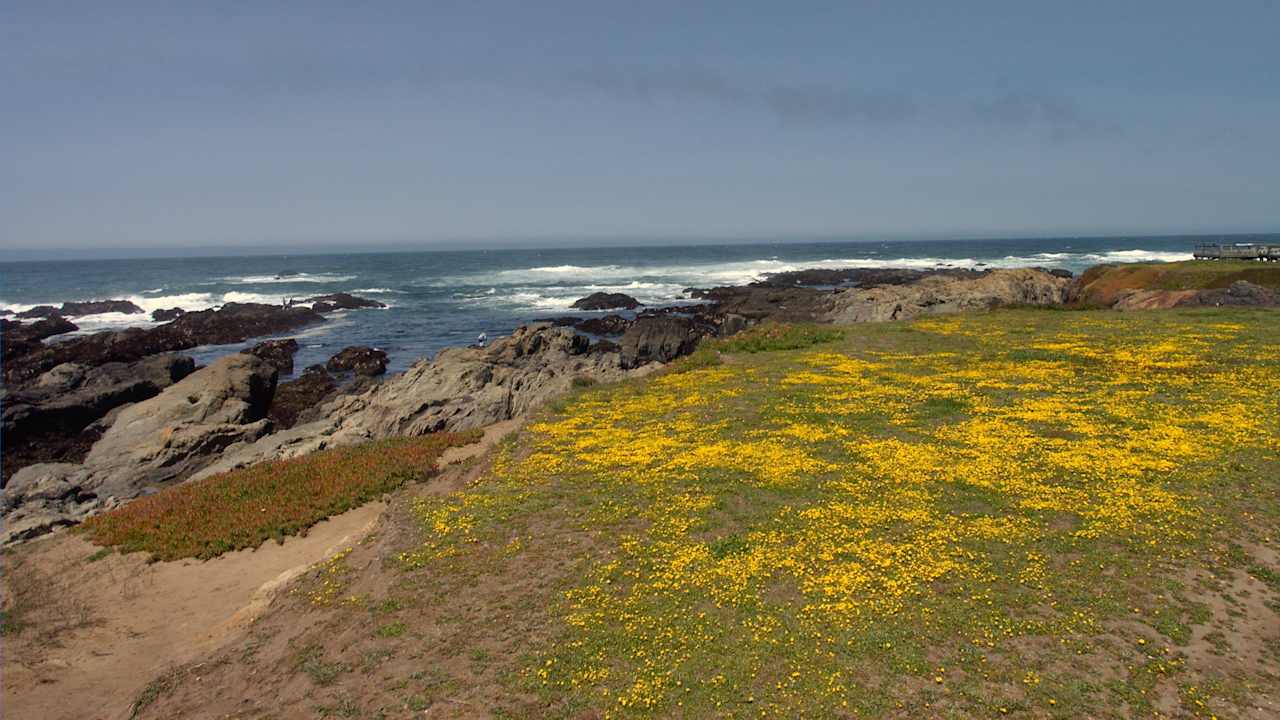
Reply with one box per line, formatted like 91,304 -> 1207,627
242,338 -> 300,374
619,316 -> 701,369
0,354 -> 278,543
321,325 -> 608,438
326,346 -> 388,376
570,292 -> 641,311
84,354 -> 277,484
821,268 -> 1070,324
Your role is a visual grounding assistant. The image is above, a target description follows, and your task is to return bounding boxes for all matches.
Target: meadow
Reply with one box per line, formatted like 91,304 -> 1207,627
130,308 -> 1279,719
393,309 -> 1279,718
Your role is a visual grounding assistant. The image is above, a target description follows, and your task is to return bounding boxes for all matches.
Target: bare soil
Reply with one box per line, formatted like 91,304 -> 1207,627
0,423 -> 519,720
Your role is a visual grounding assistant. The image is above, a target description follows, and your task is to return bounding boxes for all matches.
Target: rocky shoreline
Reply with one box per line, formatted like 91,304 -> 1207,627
3,264 -> 1276,544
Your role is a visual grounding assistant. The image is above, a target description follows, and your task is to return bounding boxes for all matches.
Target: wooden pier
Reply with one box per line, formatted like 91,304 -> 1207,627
1193,243 -> 1280,261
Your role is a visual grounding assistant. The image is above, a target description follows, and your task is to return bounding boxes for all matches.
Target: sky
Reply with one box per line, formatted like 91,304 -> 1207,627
3,1 -> 1279,255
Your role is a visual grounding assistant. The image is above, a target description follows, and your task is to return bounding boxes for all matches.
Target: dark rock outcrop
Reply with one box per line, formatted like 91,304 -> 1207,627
303,293 -> 386,312
2,317 -> 80,382
268,365 -> 338,429
2,316 -> 78,348
326,346 -> 388,377
242,338 -> 300,374
570,292 -> 641,311
1,355 -> 196,485
14,306 -> 62,319
620,316 -> 701,369
1,354 -> 278,543
3,303 -> 323,386
16,300 -> 144,318
574,314 -> 632,336
686,286 -> 827,323
151,307 -> 186,322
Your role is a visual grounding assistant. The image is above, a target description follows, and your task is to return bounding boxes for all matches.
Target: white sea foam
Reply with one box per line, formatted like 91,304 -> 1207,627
351,287 -> 406,294
222,273 -> 357,284
1084,249 -> 1195,263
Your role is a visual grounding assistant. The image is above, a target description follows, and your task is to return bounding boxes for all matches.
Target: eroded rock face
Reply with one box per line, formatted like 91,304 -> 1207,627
1112,280 -> 1280,311
3,303 -> 323,385
195,325 -> 642,479
620,316 -> 701,369
323,325 -> 610,439
243,338 -> 300,374
0,354 -> 278,543
268,365 -> 338,429
821,269 -> 1071,324
570,292 -> 641,311
1,354 -> 196,484
326,346 -> 388,377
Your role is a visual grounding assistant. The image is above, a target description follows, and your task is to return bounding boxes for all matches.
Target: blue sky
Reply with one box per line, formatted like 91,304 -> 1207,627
3,1 -> 1278,252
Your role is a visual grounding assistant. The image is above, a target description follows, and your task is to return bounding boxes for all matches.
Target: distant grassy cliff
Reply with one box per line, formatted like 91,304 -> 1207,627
134,308 -> 1280,719
1072,259 -> 1280,307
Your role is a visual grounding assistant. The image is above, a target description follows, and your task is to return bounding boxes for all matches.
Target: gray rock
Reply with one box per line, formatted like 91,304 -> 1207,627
2,354 -> 197,483
619,316 -> 701,368
822,268 -> 1070,323
1,355 -> 278,543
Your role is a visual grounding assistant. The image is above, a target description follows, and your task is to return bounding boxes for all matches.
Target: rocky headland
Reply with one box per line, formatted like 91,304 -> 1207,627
4,263 -> 1276,544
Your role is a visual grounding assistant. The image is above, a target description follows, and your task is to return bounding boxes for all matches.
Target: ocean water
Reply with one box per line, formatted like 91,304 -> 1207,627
0,237 -> 1221,376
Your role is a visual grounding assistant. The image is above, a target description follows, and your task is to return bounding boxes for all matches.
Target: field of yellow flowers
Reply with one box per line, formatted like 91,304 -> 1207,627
397,309 -> 1279,718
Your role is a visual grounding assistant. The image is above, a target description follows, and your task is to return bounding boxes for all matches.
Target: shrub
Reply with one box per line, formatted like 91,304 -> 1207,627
80,432 -> 479,561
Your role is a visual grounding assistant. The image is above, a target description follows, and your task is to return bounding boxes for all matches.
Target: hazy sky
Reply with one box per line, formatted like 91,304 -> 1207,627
3,1 -> 1279,253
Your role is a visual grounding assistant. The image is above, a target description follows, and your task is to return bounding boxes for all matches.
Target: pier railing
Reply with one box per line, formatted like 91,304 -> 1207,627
1192,243 -> 1280,261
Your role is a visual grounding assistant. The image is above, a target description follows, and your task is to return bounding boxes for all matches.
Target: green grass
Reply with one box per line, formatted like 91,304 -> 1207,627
388,307 -> 1280,718
720,322 -> 845,353
79,431 -> 479,561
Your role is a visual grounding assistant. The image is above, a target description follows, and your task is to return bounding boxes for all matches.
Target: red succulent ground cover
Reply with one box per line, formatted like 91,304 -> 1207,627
80,432 -> 480,561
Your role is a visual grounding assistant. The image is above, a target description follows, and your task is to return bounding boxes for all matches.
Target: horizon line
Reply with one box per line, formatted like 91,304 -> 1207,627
3,229 -> 1279,263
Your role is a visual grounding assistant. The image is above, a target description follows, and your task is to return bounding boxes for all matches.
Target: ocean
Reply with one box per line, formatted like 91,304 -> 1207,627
0,236 -> 1218,377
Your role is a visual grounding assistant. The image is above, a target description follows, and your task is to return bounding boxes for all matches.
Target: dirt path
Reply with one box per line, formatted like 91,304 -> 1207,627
0,421 -> 522,720
2,502 -> 384,720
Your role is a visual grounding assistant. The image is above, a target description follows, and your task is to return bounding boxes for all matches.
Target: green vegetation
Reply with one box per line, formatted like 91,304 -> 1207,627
118,306 -> 1280,719
80,432 -> 479,561
389,308 -> 1279,718
719,321 -> 845,353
